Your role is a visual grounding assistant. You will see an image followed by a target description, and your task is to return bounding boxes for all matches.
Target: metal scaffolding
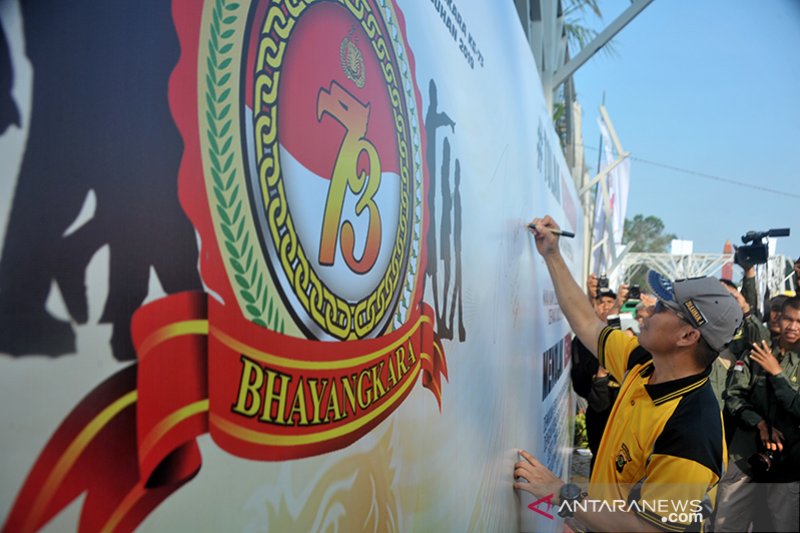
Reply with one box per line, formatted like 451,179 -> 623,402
616,253 -> 734,281
617,253 -> 796,297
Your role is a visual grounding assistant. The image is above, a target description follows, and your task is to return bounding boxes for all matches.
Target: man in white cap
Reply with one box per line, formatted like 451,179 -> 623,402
514,215 -> 743,532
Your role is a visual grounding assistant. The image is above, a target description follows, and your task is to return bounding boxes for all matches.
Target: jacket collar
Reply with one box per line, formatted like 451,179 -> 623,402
775,344 -> 800,363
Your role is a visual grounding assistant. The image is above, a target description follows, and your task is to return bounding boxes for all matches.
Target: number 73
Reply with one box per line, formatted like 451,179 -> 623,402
316,81 -> 382,274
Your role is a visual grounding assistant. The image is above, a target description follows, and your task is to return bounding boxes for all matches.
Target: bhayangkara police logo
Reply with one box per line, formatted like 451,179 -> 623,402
202,0 -> 424,342
193,0 -> 446,459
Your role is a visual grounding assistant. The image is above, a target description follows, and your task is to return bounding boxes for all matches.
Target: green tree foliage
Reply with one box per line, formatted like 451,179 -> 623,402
553,1 -> 618,146
563,0 -> 618,57
574,411 -> 589,448
623,214 -> 677,288
623,214 -> 677,253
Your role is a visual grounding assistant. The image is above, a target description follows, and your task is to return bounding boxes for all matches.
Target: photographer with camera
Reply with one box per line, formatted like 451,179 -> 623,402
738,264 -> 781,347
714,296 -> 800,532
734,229 -> 792,347
588,273 -> 634,321
708,279 -> 762,444
718,278 -> 763,359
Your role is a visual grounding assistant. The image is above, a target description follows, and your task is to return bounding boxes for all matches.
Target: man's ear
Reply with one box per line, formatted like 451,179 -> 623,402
676,326 -> 701,348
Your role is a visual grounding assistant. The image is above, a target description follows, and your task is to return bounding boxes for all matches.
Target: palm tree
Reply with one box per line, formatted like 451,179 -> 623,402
563,0 -> 617,57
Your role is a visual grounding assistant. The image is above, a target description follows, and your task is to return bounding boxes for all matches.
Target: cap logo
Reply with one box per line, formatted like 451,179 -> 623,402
682,299 -> 707,327
647,270 -> 675,302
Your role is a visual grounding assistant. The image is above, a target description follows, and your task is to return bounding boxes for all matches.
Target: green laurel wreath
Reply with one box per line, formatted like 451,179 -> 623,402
205,0 -> 284,332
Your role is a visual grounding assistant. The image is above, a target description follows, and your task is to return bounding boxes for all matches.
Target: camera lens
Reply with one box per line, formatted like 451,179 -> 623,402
748,450 -> 776,473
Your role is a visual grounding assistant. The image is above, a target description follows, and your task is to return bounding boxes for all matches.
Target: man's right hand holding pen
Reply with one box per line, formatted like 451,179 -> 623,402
527,216 -> 564,257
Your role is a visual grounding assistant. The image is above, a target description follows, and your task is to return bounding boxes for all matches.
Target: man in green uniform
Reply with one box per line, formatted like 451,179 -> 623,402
711,279 -> 757,443
714,297 -> 800,532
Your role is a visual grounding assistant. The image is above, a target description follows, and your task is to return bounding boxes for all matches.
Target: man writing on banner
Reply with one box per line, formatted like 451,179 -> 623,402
514,215 -> 743,532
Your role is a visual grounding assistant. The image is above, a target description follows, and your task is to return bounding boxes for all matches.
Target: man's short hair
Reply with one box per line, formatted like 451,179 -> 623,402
596,288 -> 616,300
781,296 -> 800,314
719,278 -> 738,291
770,294 -> 789,312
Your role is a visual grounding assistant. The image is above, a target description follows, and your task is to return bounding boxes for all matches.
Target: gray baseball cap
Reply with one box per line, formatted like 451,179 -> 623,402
647,271 -> 743,352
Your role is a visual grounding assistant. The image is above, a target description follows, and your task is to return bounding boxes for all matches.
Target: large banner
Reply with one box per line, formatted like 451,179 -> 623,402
591,117 -> 630,278
0,1 -> 582,531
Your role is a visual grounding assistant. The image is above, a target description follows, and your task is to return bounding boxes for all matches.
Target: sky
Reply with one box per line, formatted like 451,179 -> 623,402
570,0 -> 800,266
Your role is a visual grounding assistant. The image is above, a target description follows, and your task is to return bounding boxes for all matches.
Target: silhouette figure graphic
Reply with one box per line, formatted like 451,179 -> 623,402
424,79 -> 464,342
0,1 -> 201,360
0,22 -> 21,134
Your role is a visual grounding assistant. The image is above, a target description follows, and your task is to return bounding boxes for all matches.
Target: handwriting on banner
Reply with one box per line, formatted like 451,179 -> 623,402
428,0 -> 484,69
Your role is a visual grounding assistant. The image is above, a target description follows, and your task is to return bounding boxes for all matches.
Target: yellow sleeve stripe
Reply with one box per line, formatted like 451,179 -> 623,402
597,326 -> 614,370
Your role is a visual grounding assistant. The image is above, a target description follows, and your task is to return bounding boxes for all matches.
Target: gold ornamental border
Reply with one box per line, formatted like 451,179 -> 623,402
252,0 -> 420,340
199,0 -> 298,335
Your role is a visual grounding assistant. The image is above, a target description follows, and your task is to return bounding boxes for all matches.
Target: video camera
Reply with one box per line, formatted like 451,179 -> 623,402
733,228 -> 790,267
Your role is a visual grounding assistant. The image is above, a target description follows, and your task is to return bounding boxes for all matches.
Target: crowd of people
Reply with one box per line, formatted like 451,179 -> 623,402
514,216 -> 799,532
